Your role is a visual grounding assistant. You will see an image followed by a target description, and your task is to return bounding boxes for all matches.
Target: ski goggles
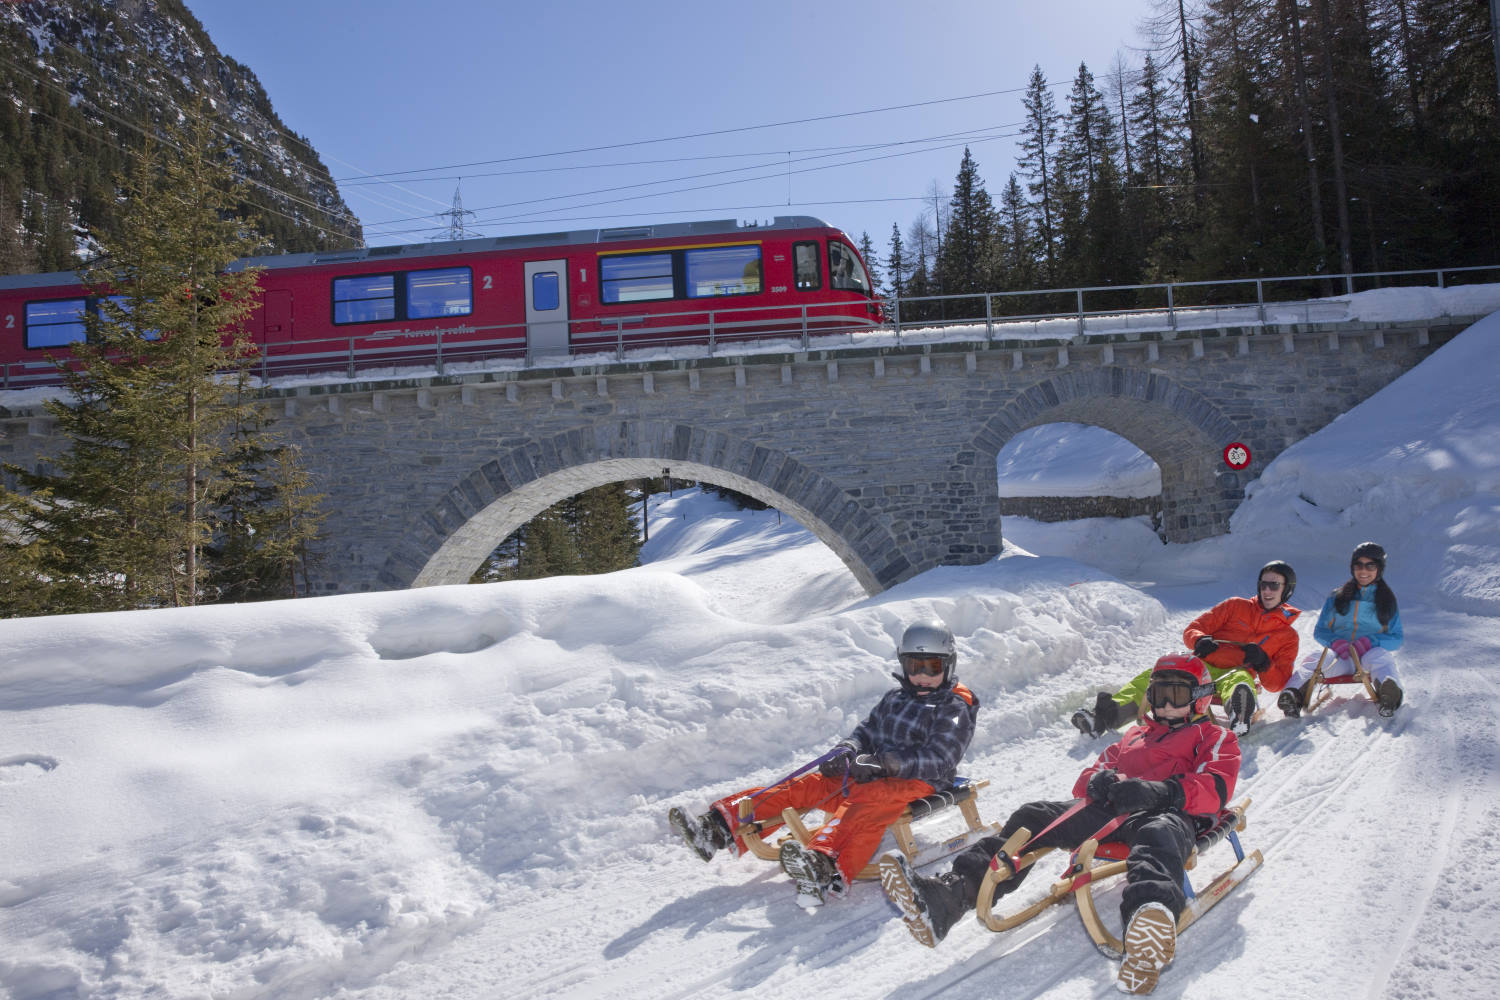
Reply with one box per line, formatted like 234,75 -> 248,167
901,654 -> 947,677
1147,677 -> 1210,709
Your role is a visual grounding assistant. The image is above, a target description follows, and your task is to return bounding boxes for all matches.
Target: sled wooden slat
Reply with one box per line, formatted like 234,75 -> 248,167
976,799 -> 1260,953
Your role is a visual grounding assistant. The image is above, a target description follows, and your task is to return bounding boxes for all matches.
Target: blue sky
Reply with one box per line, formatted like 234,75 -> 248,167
190,1 -> 1157,257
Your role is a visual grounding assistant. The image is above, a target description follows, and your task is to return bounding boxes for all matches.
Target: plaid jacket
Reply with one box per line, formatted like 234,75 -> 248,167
845,681 -> 978,787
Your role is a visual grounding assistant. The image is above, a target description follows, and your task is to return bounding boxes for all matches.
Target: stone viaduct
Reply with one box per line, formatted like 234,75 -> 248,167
0,312 -> 1477,596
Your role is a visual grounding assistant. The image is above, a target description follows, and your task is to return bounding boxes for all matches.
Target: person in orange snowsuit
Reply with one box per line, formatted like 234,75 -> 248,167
668,621 -> 978,907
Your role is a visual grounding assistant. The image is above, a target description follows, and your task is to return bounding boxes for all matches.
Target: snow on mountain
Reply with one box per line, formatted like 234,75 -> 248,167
1,300 -> 1499,998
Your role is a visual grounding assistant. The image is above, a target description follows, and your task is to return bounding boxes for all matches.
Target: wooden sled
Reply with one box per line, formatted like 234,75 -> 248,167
976,798 -> 1263,956
1304,646 -> 1379,713
736,777 -> 1001,880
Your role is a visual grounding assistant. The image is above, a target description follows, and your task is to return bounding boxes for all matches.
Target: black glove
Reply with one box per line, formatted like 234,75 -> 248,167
818,741 -> 857,779
1242,643 -> 1269,672
1085,768 -> 1119,805
1192,636 -> 1219,659
1107,777 -> 1184,814
849,751 -> 901,783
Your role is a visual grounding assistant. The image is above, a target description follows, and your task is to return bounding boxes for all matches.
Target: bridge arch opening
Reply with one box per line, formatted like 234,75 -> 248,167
403,456 -> 887,595
975,369 -> 1248,547
996,422 -> 1163,525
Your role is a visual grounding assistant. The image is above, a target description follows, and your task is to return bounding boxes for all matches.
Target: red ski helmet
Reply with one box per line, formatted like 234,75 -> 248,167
1148,653 -> 1215,717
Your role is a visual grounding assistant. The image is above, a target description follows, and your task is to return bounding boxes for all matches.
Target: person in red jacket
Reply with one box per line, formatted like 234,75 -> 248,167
1072,560 -> 1300,737
882,653 -> 1241,995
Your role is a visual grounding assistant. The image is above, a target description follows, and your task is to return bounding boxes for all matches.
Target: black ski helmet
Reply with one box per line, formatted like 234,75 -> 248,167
1258,560 -> 1296,605
1351,541 -> 1386,575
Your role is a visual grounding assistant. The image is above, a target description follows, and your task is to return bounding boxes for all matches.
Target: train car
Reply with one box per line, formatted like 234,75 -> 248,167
0,216 -> 882,387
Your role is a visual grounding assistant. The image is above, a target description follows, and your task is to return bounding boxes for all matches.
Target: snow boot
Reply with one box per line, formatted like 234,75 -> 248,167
1071,707 -> 1097,737
1116,901 -> 1177,994
779,840 -> 843,909
669,806 -> 733,862
1226,682 -> 1257,735
1086,691 -> 1138,736
878,853 -> 972,947
1277,686 -> 1302,719
1377,678 -> 1403,718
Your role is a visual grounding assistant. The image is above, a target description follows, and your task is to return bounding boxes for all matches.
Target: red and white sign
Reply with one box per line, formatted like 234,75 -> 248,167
1223,442 -> 1252,470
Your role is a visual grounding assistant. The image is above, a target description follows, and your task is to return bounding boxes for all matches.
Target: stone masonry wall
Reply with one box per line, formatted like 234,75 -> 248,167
0,315 -> 1468,595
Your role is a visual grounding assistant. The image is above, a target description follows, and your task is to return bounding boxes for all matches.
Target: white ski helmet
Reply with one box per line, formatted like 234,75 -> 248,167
897,620 -> 957,685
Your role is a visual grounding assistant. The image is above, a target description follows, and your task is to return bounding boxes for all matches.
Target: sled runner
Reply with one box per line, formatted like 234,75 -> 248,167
974,798 -> 1262,956
736,777 -> 1001,880
1303,646 -> 1379,713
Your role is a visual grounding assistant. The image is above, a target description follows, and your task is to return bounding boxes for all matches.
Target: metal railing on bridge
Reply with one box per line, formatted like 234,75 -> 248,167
4,264 -> 1496,391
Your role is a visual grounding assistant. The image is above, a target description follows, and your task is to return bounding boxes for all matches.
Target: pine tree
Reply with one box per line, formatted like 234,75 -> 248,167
1018,66 -> 1063,282
0,110 -> 273,612
573,483 -> 642,573
936,148 -> 999,309
207,397 -> 326,602
885,223 -> 906,301
856,231 -> 882,292
517,508 -> 581,579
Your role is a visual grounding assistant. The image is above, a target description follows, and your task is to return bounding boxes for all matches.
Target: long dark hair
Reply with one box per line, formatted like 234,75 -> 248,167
1333,576 -> 1398,627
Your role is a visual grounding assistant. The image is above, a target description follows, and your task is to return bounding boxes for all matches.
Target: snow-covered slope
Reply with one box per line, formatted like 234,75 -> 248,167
2,312 -> 1499,999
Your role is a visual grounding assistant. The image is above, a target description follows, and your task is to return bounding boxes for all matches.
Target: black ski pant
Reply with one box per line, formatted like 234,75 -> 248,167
949,798 -> 1198,925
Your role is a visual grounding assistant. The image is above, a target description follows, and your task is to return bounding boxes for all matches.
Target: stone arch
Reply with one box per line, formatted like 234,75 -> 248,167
971,368 -> 1249,543
378,420 -> 905,594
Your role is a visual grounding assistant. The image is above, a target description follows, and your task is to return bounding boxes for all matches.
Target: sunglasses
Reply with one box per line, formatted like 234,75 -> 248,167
1352,560 -> 1379,570
1258,579 -> 1283,592
902,655 -> 946,677
1147,679 -> 1196,709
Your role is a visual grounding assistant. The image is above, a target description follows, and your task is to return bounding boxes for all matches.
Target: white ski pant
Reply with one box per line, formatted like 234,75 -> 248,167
1288,645 -> 1400,690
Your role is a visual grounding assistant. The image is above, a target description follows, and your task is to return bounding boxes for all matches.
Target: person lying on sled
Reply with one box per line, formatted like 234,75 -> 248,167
884,653 -> 1240,995
1279,541 -> 1405,718
669,620 -> 979,907
1073,560 -> 1300,737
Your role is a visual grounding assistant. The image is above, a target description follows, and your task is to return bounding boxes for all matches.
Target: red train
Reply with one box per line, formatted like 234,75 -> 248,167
0,216 -> 882,388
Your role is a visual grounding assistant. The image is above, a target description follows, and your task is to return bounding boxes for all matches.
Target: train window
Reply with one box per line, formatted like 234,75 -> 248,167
407,267 -> 473,319
333,274 -> 396,324
600,252 -> 674,304
531,271 -> 560,311
96,295 -> 158,340
793,241 -> 821,290
685,245 -> 761,298
24,299 -> 87,349
829,242 -> 871,294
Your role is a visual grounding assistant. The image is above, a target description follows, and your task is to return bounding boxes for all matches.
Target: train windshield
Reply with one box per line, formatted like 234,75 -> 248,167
828,242 -> 871,295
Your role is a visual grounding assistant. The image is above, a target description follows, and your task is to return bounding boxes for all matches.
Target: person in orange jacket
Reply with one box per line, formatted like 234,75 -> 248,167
1071,561 -> 1300,737
882,652 -> 1241,994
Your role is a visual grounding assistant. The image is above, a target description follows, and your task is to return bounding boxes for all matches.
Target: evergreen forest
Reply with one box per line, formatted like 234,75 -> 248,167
877,0 -> 1500,322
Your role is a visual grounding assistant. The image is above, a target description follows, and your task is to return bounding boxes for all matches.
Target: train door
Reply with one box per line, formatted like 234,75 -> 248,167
524,260 -> 569,357
257,289 -> 292,345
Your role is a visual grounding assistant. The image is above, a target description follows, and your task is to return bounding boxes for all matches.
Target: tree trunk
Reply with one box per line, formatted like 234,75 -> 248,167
1313,0 -> 1355,277
1279,0 -> 1331,274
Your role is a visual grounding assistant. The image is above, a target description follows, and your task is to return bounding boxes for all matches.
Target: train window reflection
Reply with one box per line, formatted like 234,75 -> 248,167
793,241 -> 820,290
532,271 -> 560,311
685,245 -> 761,298
25,299 -> 86,348
407,267 -> 473,319
600,252 -> 674,303
333,274 -> 396,324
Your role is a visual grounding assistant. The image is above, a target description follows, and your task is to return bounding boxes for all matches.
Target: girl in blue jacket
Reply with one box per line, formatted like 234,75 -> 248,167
1281,541 -> 1404,717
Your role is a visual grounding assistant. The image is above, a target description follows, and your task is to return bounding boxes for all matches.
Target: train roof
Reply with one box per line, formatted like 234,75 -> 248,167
0,216 -> 836,290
